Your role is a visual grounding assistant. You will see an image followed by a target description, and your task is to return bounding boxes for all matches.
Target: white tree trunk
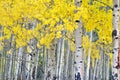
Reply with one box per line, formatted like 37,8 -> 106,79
47,41 -> 57,80
64,41 -> 70,80
25,20 -> 37,80
25,38 -> 37,80
43,46 -> 47,80
72,52 -> 75,80
106,55 -> 110,80
56,39 -> 62,80
8,54 -> 12,80
96,57 -> 100,79
58,38 -> 65,80
34,48 -> 41,80
14,47 -> 23,80
92,59 -> 98,80
74,0 -> 84,80
25,52 -> 31,80
99,49 -> 103,80
85,31 -> 92,80
74,21 -> 84,80
112,0 -> 119,80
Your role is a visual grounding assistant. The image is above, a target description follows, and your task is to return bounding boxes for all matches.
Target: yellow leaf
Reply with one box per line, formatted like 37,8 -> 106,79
40,37 -> 45,44
56,31 -> 62,38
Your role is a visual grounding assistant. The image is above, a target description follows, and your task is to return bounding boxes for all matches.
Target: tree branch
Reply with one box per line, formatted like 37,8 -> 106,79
94,0 -> 113,10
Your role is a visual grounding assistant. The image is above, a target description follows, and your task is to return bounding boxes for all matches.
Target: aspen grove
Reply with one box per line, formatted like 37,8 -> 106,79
0,0 -> 119,80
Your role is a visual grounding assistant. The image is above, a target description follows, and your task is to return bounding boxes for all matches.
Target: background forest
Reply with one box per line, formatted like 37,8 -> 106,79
0,0 -> 119,80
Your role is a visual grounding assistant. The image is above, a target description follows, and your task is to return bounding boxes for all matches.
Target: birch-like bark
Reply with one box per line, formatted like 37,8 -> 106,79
25,20 -> 37,80
85,31 -> 92,80
90,64 -> 93,80
11,35 -> 16,80
25,48 -> 32,80
56,39 -> 62,79
99,49 -> 103,80
68,50 -> 74,80
118,32 -> 120,80
112,0 -> 119,80
1,27 -> 4,80
74,0 -> 84,80
8,35 -> 14,80
71,52 -> 75,80
64,41 -> 70,80
4,49 -> 7,80
25,38 -> 37,80
34,48 -> 41,80
92,59 -> 98,80
43,46 -> 48,80
4,40 -> 11,80
58,38 -> 65,80
96,56 -> 100,79
14,47 -> 24,80
30,39 -> 37,80
102,49 -> 105,80
8,54 -> 12,80
47,41 -> 57,80
106,55 -> 110,80
74,20 -> 84,80
20,50 -> 26,80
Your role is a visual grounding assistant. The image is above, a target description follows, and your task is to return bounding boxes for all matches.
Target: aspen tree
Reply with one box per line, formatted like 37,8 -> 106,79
112,0 -> 119,80
74,0 -> 84,80
47,41 -> 57,80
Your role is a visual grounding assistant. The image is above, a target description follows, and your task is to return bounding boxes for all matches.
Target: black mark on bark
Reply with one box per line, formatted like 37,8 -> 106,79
75,72 -> 81,80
